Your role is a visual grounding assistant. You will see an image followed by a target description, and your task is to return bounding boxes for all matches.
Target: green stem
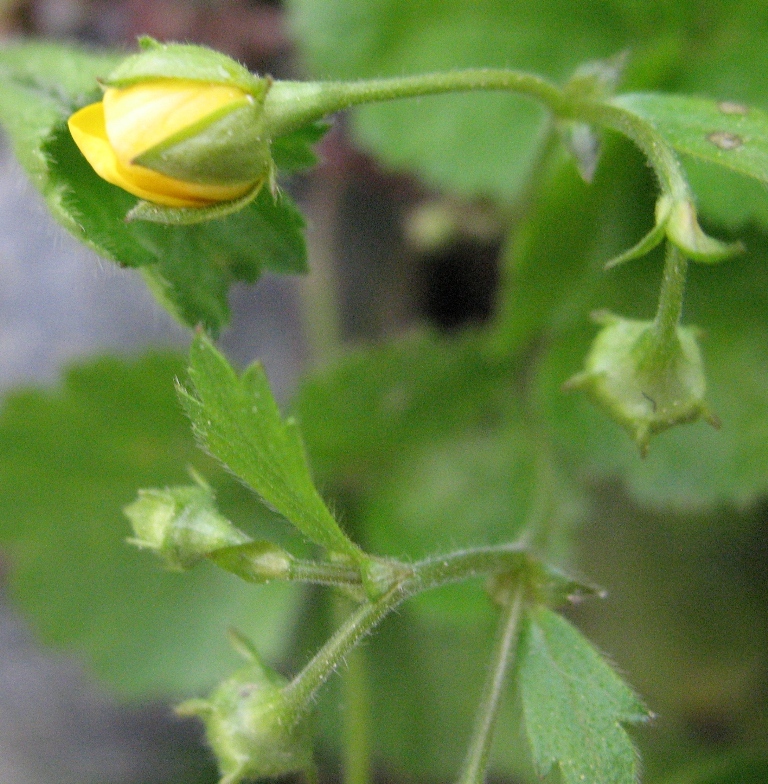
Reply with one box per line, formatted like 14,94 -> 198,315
282,584 -> 405,722
289,558 -> 363,588
335,595 -> 373,784
651,241 -> 688,363
264,70 -> 567,139
406,545 -> 528,593
281,545 -> 532,724
265,71 -> 689,208
456,585 -> 525,784
579,100 -> 690,202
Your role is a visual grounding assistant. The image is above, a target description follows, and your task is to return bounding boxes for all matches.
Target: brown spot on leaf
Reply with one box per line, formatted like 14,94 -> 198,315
718,100 -> 749,115
707,131 -> 743,150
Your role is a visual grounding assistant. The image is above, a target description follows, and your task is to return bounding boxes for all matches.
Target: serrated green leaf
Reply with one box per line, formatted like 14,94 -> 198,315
517,607 -> 650,784
0,41 -> 308,334
0,352 -> 304,698
43,125 -> 306,332
612,92 -> 768,184
131,184 -> 306,332
683,155 -> 768,230
181,334 -> 363,559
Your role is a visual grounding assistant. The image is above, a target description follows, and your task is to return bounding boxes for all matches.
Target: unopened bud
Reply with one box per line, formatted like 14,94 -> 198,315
177,632 -> 314,784
125,480 -> 250,570
565,312 -> 719,455
68,38 -> 273,208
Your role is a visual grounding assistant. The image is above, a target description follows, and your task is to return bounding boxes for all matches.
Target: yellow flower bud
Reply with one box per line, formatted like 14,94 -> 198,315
68,78 -> 270,208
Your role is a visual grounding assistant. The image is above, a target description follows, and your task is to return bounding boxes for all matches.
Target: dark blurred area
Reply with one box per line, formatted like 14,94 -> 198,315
0,2 -> 503,782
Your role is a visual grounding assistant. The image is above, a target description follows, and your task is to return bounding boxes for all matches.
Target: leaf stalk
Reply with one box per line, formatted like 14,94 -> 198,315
456,583 -> 525,784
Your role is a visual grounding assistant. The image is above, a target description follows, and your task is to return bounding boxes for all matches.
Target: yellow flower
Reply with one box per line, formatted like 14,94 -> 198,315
68,79 -> 265,208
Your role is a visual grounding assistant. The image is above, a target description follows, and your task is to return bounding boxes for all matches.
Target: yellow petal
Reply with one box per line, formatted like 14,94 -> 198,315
103,79 -> 251,164
68,102 -> 255,207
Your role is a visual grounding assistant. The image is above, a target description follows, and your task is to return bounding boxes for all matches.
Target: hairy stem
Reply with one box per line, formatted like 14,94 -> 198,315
281,545 -> 533,725
264,70 -> 567,139
282,585 -> 404,723
289,558 -> 363,588
456,585 -> 525,784
579,100 -> 691,202
651,241 -> 688,363
264,70 -> 690,213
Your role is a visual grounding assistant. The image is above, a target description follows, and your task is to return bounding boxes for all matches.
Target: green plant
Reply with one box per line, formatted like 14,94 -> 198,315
1,4 -> 767,784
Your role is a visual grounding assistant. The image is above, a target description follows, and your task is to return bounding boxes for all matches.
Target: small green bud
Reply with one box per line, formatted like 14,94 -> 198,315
565,312 -> 719,455
125,479 -> 250,570
177,633 -> 314,784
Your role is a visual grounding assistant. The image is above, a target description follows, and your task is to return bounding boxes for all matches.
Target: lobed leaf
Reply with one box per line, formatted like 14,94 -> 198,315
517,607 -> 650,784
180,334 -> 363,559
271,121 -> 330,172
612,92 -> 768,184
288,0 -> 629,200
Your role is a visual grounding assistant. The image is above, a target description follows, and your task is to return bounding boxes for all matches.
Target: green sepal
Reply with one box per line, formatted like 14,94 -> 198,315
604,196 -> 669,269
525,562 -> 605,608
558,54 -> 623,186
209,541 -> 295,584
664,198 -> 744,263
105,37 -> 267,98
605,194 -> 742,269
134,100 -> 272,185
560,121 -> 602,183
124,475 -> 250,571
127,178 -> 265,225
486,555 -> 604,609
563,51 -> 627,104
